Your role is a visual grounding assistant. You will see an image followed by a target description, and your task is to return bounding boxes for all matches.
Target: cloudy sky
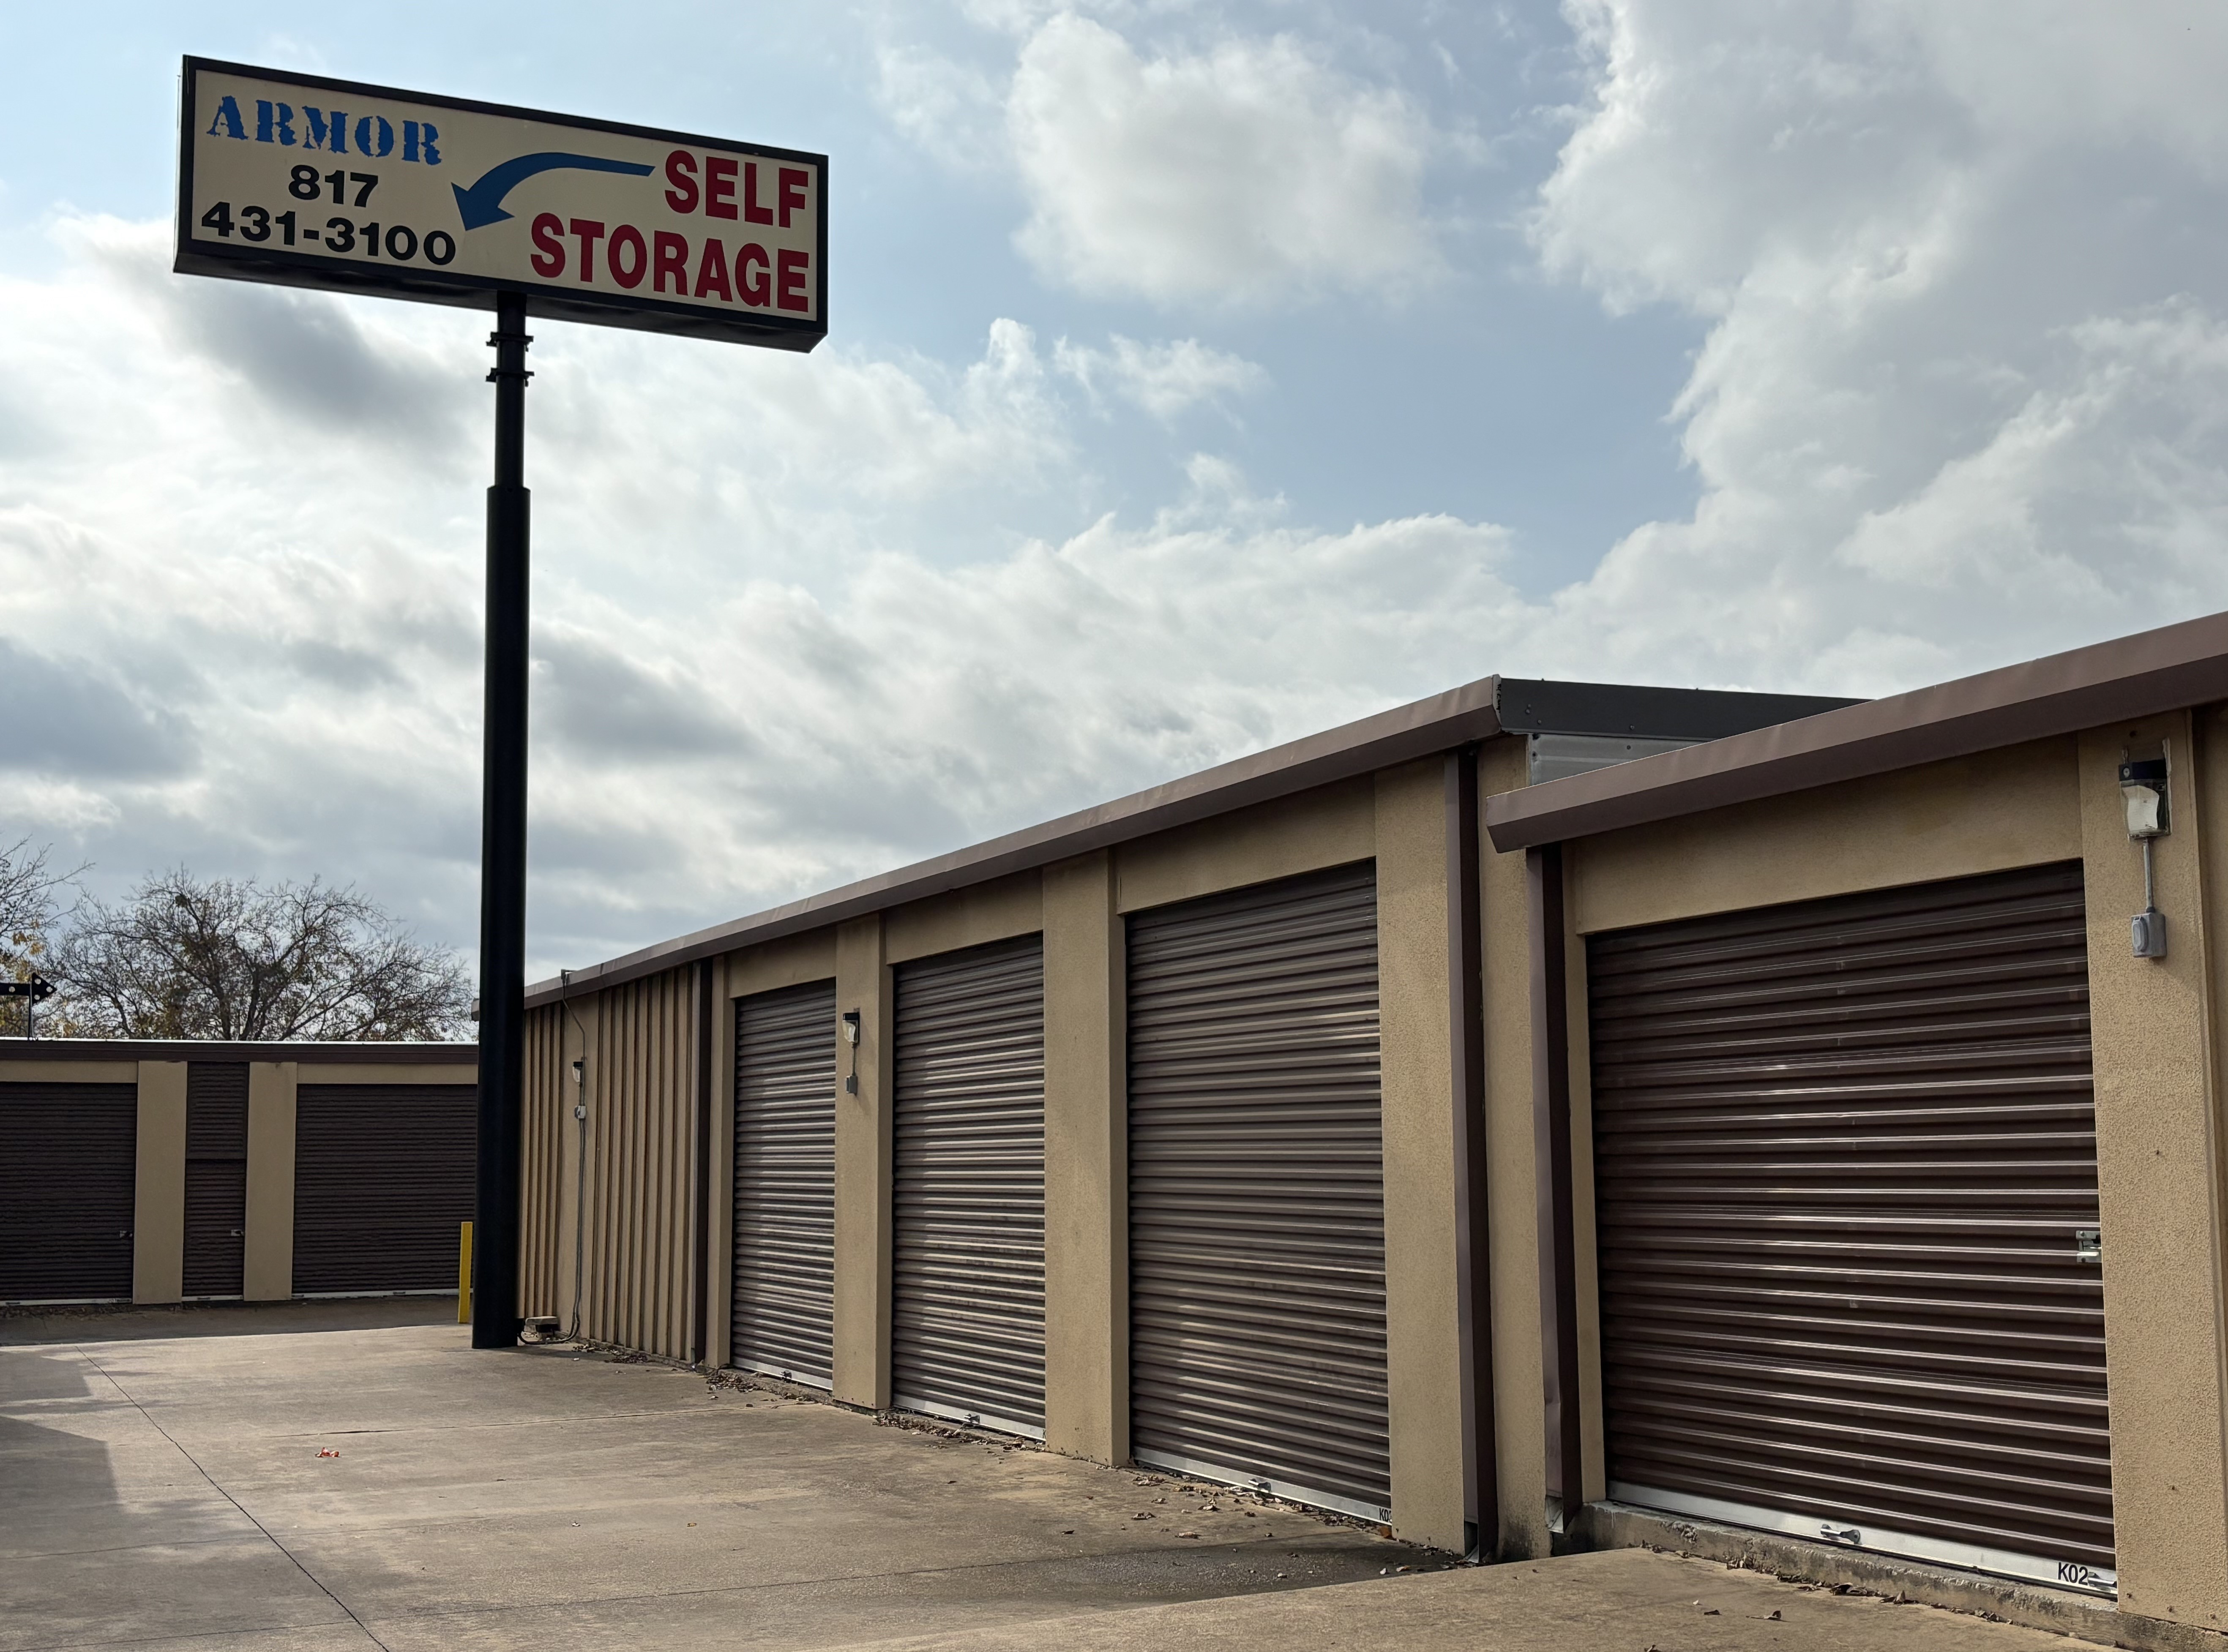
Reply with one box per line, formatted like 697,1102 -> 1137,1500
5,1 -> 2227,978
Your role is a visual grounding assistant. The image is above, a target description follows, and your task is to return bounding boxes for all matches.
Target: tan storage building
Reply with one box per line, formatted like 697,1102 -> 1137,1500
517,610 -> 2228,1644
0,1040 -> 476,1306
1485,611 -> 2228,1638
516,673 -> 1850,1554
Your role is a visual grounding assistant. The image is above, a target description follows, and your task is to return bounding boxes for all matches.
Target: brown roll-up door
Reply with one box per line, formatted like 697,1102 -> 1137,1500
293,1085 -> 476,1293
1127,861 -> 1390,1522
893,936 -> 1046,1437
1588,861 -> 2113,1596
731,981 -> 838,1387
184,1063 -> 248,1299
0,1083 -> 137,1303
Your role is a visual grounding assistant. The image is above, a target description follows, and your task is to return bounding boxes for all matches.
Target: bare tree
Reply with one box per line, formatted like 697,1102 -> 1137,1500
52,869 -> 471,1041
0,838 -> 81,1036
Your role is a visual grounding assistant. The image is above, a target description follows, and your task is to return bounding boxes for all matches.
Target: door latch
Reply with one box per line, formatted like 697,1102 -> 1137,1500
1820,1525 -> 1862,1545
2075,1228 -> 2102,1264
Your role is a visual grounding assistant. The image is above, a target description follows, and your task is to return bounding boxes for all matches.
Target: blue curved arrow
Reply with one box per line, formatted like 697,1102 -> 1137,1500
452,153 -> 656,230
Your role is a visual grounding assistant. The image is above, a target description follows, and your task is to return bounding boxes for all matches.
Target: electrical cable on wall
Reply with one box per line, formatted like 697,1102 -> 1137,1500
527,966 -> 593,1344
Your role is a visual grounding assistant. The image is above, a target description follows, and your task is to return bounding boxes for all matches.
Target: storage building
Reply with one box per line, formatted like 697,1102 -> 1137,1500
516,609 -> 2228,1647
0,1040 -> 477,1305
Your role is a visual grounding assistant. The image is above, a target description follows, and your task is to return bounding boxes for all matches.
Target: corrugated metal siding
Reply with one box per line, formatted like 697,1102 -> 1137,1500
521,1003 -> 570,1323
1127,861 -> 1390,1521
731,981 -> 838,1385
1588,861 -> 2113,1591
184,1063 -> 248,1298
293,1085 -> 476,1292
0,1083 -> 136,1303
584,968 -> 700,1360
893,938 -> 1046,1435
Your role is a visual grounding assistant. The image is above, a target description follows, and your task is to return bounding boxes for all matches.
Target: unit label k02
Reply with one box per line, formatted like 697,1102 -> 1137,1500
176,58 -> 826,351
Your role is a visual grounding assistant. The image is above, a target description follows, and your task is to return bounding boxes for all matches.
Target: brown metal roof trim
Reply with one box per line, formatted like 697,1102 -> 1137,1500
1484,609 -> 2228,854
0,1039 -> 477,1066
524,676 -> 1508,1009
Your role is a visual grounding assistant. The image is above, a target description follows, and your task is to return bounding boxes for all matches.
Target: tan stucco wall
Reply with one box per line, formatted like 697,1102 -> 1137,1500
886,870 -> 1044,963
1569,737 -> 2082,935
0,1062 -> 137,1083
707,955 -> 733,1369
1042,850 -> 1126,1464
299,1063 -> 476,1085
132,1061 -> 187,1305
833,915 -> 891,1408
2081,713 -> 2228,1630
242,1062 -> 296,1300
727,929 -> 838,999
1478,737 -> 1551,1559
1114,777 -> 1374,914
1564,894 -> 1605,1504
1373,758 -> 1467,1549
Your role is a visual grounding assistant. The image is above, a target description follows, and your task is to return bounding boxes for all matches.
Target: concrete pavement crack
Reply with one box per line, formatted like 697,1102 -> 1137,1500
69,1344 -> 393,1652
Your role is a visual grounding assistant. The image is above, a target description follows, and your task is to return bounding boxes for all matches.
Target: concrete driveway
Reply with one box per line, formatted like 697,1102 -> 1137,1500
0,1302 -> 2086,1652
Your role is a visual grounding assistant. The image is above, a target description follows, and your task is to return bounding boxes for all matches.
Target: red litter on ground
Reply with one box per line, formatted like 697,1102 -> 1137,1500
317,1448 -> 340,1458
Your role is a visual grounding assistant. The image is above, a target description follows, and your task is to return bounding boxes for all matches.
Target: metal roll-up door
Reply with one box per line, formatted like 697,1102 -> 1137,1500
0,1083 -> 137,1304
893,936 -> 1046,1437
293,1085 -> 476,1293
184,1063 -> 249,1299
732,981 -> 838,1386
1589,861 -> 2113,1596
1127,861 -> 1389,1521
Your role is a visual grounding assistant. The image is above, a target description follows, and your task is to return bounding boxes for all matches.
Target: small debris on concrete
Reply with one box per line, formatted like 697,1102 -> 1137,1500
1765,1608 -> 1782,1620
317,1448 -> 341,1458
1177,1531 -> 1200,1539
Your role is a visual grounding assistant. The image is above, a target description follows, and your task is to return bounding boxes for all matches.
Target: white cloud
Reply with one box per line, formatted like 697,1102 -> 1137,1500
1006,16 -> 1444,306
1053,333 -> 1267,420
1513,0 -> 2228,692
0,218 -> 1527,970
14,1 -> 2228,976
874,41 -> 1008,172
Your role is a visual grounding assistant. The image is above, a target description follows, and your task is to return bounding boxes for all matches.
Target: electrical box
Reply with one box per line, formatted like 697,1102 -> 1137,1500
2132,908 -> 2168,959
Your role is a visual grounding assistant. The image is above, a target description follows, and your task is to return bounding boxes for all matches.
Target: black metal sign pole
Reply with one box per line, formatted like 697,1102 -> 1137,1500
473,290 -> 530,1349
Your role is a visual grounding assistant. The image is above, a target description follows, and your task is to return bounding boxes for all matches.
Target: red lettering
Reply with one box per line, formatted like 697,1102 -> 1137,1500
778,167 -> 810,227
777,248 -> 810,312
530,212 -> 565,278
737,243 -> 770,307
609,225 -> 647,289
653,231 -> 689,294
663,149 -> 698,213
742,162 -> 774,226
568,218 -> 606,283
694,237 -> 733,301
704,156 -> 738,220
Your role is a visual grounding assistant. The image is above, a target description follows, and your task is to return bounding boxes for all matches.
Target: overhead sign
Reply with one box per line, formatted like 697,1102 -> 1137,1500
176,58 -> 826,350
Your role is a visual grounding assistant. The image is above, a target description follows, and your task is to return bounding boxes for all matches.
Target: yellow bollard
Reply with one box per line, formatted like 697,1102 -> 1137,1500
457,1220 -> 473,1324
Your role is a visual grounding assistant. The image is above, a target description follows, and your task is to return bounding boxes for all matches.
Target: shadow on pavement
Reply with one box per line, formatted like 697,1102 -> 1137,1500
0,1295 -> 459,1345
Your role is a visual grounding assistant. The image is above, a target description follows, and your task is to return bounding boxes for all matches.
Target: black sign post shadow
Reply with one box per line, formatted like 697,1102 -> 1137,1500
173,57 -> 828,1348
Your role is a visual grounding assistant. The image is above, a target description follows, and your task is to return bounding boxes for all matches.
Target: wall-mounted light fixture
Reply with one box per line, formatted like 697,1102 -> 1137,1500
841,1009 -> 861,1093
2120,751 -> 2170,959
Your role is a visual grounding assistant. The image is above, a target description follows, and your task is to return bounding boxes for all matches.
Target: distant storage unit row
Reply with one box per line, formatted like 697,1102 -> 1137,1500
0,1044 -> 476,1306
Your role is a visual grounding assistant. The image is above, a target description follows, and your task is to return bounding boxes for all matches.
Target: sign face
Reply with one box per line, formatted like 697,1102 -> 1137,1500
176,58 -> 825,351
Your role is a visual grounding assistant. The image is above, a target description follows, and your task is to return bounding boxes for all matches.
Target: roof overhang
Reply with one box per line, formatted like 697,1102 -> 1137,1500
1484,609 -> 2228,854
